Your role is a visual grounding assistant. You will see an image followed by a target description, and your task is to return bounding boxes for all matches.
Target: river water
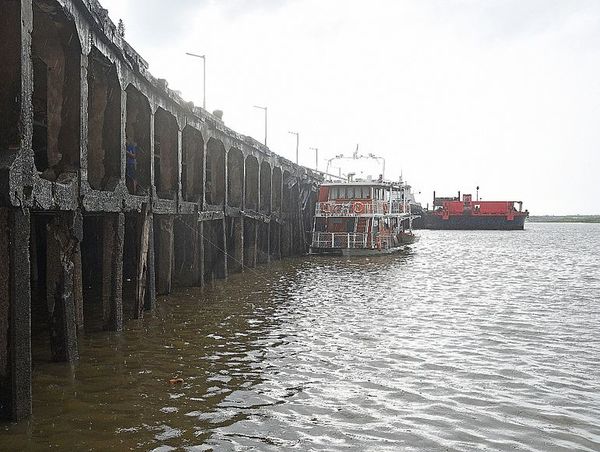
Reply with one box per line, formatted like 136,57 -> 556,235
2,222 -> 600,451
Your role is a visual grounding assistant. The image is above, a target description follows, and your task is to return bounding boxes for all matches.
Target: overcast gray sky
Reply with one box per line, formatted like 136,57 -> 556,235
102,0 -> 600,215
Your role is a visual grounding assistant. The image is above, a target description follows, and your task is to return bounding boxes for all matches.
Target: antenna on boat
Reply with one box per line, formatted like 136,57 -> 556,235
325,151 -> 385,180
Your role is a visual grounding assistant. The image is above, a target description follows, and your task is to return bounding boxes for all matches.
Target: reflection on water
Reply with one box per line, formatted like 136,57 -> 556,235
2,223 -> 600,451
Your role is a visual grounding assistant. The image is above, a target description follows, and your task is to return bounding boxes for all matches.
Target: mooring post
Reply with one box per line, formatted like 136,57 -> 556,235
0,208 -> 32,421
102,213 -> 124,331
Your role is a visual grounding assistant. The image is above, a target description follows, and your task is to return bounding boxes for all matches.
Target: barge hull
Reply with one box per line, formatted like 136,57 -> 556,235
423,214 -> 527,230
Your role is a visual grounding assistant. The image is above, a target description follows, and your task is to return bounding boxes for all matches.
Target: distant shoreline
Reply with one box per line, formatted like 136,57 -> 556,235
528,215 -> 600,223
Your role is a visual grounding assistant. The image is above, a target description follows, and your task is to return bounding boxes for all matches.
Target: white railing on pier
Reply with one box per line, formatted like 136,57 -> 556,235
315,200 -> 409,216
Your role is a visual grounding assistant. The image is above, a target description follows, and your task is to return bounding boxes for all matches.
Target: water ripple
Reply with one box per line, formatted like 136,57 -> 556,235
1,223 -> 599,451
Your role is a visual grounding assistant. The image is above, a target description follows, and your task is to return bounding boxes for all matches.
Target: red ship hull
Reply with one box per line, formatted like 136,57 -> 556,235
421,192 -> 529,230
423,212 -> 527,230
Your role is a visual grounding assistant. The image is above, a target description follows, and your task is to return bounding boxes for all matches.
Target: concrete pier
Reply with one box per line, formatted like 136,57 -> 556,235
0,0 -> 319,421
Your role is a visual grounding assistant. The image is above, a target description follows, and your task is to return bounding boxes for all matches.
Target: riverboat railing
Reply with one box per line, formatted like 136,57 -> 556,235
311,232 -> 396,250
315,200 -> 409,216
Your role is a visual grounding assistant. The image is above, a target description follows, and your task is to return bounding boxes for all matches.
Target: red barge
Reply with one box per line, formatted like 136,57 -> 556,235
423,191 -> 529,230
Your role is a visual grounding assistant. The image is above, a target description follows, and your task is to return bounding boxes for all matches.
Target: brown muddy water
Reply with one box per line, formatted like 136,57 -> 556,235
1,223 -> 600,451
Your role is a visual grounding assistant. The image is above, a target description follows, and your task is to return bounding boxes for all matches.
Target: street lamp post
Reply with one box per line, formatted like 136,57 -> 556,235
309,147 -> 318,171
253,105 -> 268,146
288,131 -> 299,165
185,52 -> 206,110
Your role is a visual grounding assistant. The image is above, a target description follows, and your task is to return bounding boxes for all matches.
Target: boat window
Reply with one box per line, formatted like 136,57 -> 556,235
315,218 -> 326,232
346,219 -> 355,232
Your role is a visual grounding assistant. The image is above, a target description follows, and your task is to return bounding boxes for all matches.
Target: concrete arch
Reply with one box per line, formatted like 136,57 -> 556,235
245,155 -> 259,212
125,84 -> 151,194
260,161 -> 271,214
31,0 -> 82,179
87,46 -> 121,191
154,107 -> 178,200
182,125 -> 204,203
206,138 -> 226,206
227,148 -> 243,208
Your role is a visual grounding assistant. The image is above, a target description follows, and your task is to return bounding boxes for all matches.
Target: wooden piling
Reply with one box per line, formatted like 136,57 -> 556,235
0,209 -> 32,421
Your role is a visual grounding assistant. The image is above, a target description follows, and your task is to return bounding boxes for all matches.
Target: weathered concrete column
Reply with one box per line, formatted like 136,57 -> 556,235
144,216 -> 156,311
173,215 -> 201,287
229,216 -> 243,273
282,219 -> 292,258
133,205 -> 151,319
102,213 -> 124,331
202,219 -> 226,281
266,222 -> 271,263
192,219 -> 201,284
221,217 -> 228,278
198,220 -> 205,287
156,215 -> 174,295
257,222 -> 270,264
0,208 -> 32,421
270,222 -> 281,260
243,218 -> 257,268
254,222 -> 260,266
46,211 -> 82,362
73,245 -> 84,333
